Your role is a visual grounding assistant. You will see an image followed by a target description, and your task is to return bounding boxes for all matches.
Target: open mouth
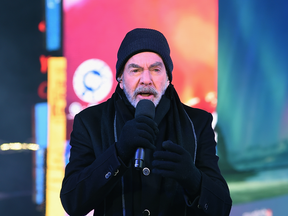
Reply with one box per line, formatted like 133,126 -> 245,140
139,93 -> 152,97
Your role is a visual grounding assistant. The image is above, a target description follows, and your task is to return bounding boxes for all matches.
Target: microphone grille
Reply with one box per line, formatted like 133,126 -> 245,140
135,99 -> 155,119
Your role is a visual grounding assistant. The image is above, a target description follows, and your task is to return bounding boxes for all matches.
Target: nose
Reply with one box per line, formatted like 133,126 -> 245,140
140,69 -> 152,85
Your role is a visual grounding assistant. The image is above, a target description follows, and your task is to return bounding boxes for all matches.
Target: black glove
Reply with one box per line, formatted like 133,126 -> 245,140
116,116 -> 159,163
152,140 -> 202,195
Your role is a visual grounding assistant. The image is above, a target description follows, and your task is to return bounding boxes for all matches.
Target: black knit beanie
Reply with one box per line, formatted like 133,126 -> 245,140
116,28 -> 173,81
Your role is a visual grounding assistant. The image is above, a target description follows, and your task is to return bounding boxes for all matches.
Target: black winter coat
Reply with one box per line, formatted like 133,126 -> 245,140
60,87 -> 232,216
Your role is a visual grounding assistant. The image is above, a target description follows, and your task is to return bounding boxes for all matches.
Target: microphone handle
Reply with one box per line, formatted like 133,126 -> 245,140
134,147 -> 145,169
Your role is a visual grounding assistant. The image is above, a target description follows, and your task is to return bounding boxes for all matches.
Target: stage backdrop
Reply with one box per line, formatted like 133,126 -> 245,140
62,1 -> 217,215
63,0 -> 218,140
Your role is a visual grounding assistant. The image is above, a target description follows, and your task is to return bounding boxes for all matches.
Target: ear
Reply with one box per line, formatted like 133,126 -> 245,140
117,76 -> 123,89
165,75 -> 170,88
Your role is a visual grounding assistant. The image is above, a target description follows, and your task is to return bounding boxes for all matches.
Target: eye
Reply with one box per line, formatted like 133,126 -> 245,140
131,68 -> 140,73
152,68 -> 161,72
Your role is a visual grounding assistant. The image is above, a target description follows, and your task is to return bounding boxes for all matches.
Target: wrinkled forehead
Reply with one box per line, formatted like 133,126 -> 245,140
118,52 -> 167,79
125,52 -> 164,66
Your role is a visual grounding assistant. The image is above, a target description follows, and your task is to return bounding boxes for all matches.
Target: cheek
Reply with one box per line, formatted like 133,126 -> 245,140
125,78 -> 138,91
159,79 -> 169,90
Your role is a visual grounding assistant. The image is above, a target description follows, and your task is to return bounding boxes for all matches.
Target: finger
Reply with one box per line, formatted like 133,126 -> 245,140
153,151 -> 181,162
162,141 -> 185,155
136,116 -> 159,134
137,128 -> 157,144
137,123 -> 157,140
152,160 -> 176,170
134,136 -> 156,150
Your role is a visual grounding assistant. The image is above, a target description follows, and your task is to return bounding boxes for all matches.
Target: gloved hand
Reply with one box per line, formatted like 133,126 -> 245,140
116,116 -> 159,163
152,140 -> 202,195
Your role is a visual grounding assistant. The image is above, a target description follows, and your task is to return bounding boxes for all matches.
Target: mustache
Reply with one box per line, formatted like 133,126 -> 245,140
133,86 -> 158,97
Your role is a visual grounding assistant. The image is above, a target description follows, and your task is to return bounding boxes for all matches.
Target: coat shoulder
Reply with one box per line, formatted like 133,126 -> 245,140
76,100 -> 110,119
182,104 -> 212,120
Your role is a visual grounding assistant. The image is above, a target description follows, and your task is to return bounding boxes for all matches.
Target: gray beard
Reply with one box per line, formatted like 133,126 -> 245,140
122,85 -> 167,108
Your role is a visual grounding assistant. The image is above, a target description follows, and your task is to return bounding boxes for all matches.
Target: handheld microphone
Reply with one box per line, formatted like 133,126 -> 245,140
134,99 -> 155,169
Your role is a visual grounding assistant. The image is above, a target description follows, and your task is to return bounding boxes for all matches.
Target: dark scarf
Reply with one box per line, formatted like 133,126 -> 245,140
101,84 -> 196,215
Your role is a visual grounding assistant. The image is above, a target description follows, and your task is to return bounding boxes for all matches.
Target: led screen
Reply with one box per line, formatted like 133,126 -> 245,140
63,0 -> 219,139
218,1 -> 288,215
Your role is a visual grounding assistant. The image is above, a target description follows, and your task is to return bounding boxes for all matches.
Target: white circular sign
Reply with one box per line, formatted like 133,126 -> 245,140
73,59 -> 113,103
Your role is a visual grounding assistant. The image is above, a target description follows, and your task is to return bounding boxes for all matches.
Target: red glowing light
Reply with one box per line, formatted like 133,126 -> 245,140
39,55 -> 49,73
38,21 -> 46,32
38,81 -> 47,99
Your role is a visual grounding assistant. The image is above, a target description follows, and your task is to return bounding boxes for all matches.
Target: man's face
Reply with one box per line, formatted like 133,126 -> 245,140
119,52 -> 170,107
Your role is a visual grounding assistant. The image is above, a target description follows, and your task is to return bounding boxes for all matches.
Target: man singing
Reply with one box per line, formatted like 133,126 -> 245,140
60,28 -> 232,216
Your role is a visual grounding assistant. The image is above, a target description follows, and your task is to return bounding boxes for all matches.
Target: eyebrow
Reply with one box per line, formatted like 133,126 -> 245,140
127,63 -> 142,69
127,62 -> 164,70
149,62 -> 163,69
